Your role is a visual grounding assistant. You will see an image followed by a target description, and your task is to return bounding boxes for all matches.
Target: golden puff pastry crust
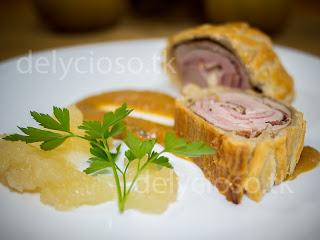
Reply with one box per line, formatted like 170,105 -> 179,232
174,86 -> 305,203
165,22 -> 295,103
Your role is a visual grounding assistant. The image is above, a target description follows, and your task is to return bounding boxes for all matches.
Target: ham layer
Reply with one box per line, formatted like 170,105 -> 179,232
174,40 -> 250,89
192,92 -> 291,138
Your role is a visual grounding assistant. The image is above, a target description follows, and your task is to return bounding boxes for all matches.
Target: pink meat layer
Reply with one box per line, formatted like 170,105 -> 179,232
192,92 -> 291,137
174,40 -> 250,89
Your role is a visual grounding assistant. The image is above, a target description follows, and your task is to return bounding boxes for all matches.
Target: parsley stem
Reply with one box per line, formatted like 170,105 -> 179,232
72,133 -> 127,212
115,165 -> 124,175
68,133 -> 87,140
122,160 -> 148,206
122,161 -> 130,199
101,138 -> 123,212
111,163 -> 123,211
137,157 -> 141,171
121,151 -> 163,208
124,161 -> 130,175
67,132 -> 133,213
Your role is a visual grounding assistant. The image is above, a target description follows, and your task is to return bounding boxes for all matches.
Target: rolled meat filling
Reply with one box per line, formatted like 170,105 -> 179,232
174,40 -> 251,89
192,92 -> 291,138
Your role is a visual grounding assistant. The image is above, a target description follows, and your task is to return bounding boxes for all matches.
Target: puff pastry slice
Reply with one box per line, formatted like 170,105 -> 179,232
174,85 -> 305,203
165,23 -> 295,103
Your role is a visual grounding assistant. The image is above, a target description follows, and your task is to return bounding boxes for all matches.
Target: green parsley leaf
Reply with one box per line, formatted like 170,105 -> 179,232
124,132 -> 156,159
3,127 -> 68,151
40,137 -> 68,150
151,156 -> 173,169
164,132 -> 215,157
53,107 -> 70,132
109,121 -> 125,137
140,138 -> 156,157
90,143 -> 109,160
3,134 -> 28,142
85,144 -> 122,174
3,107 -> 72,150
29,107 -> 70,132
79,104 -> 131,140
79,121 -> 103,139
125,149 -> 136,161
84,159 -> 112,174
30,112 -> 62,131
103,103 -> 132,129
111,144 -> 122,160
5,127 -> 64,143
124,132 -> 140,155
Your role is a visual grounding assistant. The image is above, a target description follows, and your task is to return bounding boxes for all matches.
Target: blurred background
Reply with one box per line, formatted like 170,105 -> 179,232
0,0 -> 319,61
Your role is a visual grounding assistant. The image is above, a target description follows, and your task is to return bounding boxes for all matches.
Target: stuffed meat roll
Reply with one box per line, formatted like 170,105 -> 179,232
165,23 -> 295,103
174,85 -> 305,203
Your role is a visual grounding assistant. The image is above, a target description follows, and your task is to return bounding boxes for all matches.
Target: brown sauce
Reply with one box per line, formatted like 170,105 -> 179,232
76,90 -> 175,143
78,90 -> 175,117
287,146 -> 320,180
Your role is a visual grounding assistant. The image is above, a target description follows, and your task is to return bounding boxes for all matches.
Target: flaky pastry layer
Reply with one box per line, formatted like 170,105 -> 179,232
165,22 -> 295,103
174,87 -> 305,203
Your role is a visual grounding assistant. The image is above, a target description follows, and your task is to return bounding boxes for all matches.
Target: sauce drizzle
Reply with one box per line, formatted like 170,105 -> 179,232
76,90 -> 175,143
287,146 -> 320,180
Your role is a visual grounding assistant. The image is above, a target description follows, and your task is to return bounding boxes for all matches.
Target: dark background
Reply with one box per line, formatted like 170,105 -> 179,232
0,0 -> 319,61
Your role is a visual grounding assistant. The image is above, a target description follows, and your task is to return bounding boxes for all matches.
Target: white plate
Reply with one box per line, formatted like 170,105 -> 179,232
0,39 -> 319,240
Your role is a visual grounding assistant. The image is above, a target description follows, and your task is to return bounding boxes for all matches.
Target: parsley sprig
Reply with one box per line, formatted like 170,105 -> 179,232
3,104 -> 215,213
4,107 -> 72,150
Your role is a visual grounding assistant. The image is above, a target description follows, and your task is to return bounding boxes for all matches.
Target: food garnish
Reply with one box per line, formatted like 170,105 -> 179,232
3,104 -> 215,213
